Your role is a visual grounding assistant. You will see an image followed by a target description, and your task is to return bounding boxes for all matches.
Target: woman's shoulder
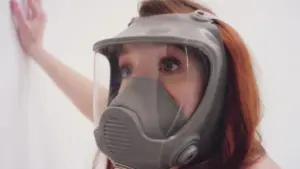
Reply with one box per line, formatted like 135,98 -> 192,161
245,154 -> 281,169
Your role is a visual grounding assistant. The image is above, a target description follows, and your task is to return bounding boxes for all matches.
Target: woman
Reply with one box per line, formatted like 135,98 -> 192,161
10,0 -> 281,169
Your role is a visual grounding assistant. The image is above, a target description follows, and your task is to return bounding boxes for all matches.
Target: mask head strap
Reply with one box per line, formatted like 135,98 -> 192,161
128,9 -> 219,26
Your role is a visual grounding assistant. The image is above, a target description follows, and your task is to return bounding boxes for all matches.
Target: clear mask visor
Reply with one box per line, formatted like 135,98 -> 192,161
93,43 -> 205,138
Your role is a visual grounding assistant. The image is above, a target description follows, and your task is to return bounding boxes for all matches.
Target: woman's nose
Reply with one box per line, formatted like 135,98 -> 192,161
127,46 -> 165,79
131,58 -> 159,79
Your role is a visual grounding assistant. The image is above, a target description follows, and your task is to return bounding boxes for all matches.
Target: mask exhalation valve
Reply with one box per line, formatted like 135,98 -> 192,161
176,144 -> 198,165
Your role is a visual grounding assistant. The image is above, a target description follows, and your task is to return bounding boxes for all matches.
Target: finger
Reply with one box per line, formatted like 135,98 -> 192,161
35,0 -> 43,7
23,0 -> 31,19
27,0 -> 39,19
34,0 -> 44,13
35,0 -> 46,17
10,0 -> 29,31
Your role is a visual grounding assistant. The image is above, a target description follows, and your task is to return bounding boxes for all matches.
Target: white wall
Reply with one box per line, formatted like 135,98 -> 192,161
1,0 -> 299,169
1,1 -> 30,168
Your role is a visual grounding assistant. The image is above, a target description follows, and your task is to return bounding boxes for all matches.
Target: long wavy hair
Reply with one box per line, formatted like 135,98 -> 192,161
93,0 -> 265,169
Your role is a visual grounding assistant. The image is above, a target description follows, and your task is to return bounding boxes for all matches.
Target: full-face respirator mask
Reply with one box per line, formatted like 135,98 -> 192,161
92,10 -> 227,169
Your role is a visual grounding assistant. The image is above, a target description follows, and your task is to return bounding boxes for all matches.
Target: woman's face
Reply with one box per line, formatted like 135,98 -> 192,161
117,43 -> 204,116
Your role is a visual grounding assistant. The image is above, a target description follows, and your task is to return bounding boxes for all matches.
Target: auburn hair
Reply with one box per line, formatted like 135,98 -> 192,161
94,0 -> 265,169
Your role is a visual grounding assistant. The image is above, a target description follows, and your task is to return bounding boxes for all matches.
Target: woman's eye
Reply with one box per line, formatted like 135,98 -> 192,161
159,57 -> 181,73
120,65 -> 132,78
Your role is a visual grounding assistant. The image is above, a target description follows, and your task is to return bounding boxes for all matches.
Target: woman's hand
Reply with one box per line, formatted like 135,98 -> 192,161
10,0 -> 47,57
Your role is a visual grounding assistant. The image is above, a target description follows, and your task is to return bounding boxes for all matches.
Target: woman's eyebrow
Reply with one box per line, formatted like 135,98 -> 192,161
167,45 -> 186,56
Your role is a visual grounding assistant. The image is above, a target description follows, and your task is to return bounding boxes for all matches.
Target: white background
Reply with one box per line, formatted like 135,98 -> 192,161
1,0 -> 299,169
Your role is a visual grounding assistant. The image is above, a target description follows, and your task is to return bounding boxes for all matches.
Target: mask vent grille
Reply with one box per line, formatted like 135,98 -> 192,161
103,117 -> 132,155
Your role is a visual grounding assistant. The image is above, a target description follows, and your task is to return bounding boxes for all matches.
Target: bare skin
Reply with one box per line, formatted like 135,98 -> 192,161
9,0 -> 281,168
